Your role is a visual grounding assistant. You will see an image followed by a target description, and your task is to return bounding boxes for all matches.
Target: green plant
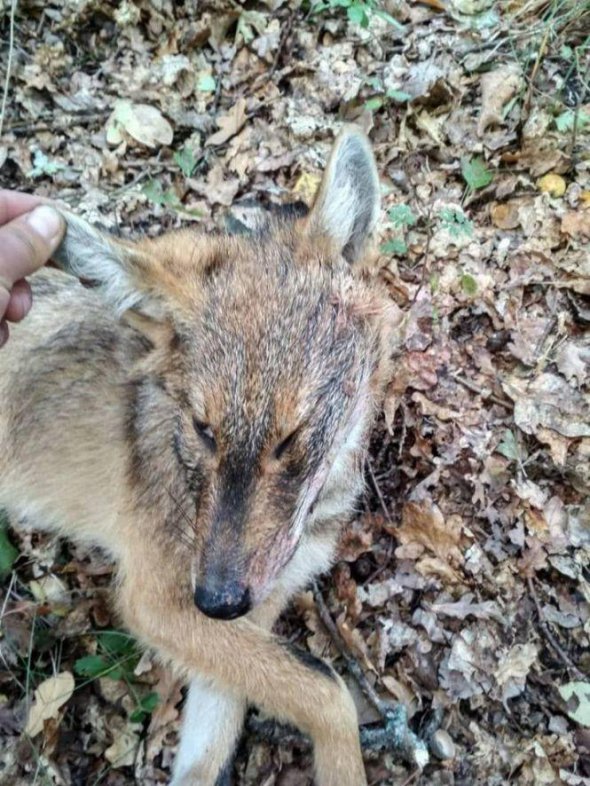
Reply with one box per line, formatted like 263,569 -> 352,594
388,204 -> 417,229
142,179 -> 202,218
438,207 -> 474,238
173,146 -> 199,178
310,0 -> 403,29
461,156 -> 493,192
497,429 -> 520,461
460,273 -> 478,296
380,203 -> 418,257
28,150 -> 65,180
0,510 -> 18,578
74,630 -> 160,723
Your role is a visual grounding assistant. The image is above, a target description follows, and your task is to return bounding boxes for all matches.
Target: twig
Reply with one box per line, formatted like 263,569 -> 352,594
399,771 -> 421,786
453,373 -> 513,409
312,583 -> 430,767
268,8 -> 296,82
527,577 -> 585,681
409,208 -> 434,308
314,582 -> 383,714
0,0 -> 17,139
366,456 -> 393,523
5,111 -> 111,136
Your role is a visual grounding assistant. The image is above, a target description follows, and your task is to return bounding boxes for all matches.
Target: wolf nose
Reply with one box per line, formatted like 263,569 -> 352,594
193,582 -> 251,620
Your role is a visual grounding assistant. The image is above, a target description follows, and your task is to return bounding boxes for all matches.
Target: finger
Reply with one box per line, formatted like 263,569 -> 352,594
0,190 -> 43,224
0,285 -> 9,323
0,321 -> 9,348
0,205 -> 64,288
4,279 -> 32,323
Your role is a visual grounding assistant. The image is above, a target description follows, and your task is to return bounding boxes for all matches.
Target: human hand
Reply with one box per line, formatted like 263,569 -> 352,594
0,190 -> 65,347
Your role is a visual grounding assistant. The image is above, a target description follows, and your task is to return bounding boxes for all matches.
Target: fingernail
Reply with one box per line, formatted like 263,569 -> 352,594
26,205 -> 63,243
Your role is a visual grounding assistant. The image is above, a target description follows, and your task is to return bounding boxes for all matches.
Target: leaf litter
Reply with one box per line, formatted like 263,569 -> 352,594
0,0 -> 589,784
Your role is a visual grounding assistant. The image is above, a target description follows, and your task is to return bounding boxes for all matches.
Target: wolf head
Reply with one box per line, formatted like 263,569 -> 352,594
53,128 -> 394,620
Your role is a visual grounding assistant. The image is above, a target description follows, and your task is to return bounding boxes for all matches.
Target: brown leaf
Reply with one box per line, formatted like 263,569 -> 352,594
478,66 -> 522,136
562,209 -> 590,240
205,98 -> 248,146
25,671 -> 75,737
490,200 -> 522,229
398,500 -> 464,567
503,372 -> 590,439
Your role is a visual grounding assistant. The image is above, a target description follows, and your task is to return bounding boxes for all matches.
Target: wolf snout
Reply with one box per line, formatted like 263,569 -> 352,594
193,580 -> 252,620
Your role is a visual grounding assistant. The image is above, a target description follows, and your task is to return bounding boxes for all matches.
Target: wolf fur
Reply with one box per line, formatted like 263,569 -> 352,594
0,128 -> 394,786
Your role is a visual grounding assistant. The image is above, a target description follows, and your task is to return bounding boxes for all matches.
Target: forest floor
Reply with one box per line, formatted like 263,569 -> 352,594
0,1 -> 589,784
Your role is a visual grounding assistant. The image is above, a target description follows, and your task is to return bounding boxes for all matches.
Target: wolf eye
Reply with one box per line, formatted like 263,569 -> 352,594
193,418 -> 216,451
274,430 -> 299,460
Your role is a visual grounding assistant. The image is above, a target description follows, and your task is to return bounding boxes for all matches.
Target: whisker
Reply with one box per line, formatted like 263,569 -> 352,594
165,487 -> 198,550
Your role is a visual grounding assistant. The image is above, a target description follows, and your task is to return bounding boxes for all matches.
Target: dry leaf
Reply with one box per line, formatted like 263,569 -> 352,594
491,201 -> 521,229
25,671 -> 75,737
495,643 -> 538,701
106,100 -> 173,148
293,172 -> 322,205
537,173 -> 566,198
561,209 -> 590,240
398,500 -> 464,567
478,66 -> 522,136
105,717 -> 142,768
503,373 -> 590,439
206,98 -> 247,146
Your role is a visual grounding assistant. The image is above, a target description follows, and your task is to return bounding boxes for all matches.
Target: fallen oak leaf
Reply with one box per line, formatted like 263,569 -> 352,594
559,682 -> 590,727
502,372 -> 590,439
495,643 -> 538,702
25,671 -> 75,737
398,500 -> 465,568
477,66 -> 522,137
206,98 -> 247,146
106,100 -> 173,148
104,717 -> 142,768
561,208 -> 590,240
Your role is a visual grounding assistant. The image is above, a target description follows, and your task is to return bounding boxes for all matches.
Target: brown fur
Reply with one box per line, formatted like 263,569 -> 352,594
0,128 -> 394,785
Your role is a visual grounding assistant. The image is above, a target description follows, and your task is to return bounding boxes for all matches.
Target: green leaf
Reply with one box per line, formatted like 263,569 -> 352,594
365,76 -> 382,91
381,238 -> 407,255
142,180 -> 179,209
560,45 -> 574,60
387,203 -> 417,229
460,273 -> 477,295
129,691 -> 161,722
438,207 -> 473,238
140,692 -> 160,713
386,88 -> 412,103
559,681 -> 590,727
347,4 -> 368,25
0,510 -> 18,579
461,156 -> 493,191
364,96 -> 384,111
99,631 -> 137,658
197,74 -> 216,93
497,430 -> 519,461
555,109 -> 590,133
174,147 -> 198,178
373,8 -> 405,29
28,150 -> 65,180
74,655 -> 111,678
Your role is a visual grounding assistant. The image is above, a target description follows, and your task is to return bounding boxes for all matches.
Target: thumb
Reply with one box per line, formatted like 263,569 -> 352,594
0,205 -> 64,289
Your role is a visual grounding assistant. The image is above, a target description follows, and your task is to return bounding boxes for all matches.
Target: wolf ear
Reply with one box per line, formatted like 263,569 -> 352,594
53,212 -> 165,316
307,127 -> 380,263
52,212 -> 172,342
